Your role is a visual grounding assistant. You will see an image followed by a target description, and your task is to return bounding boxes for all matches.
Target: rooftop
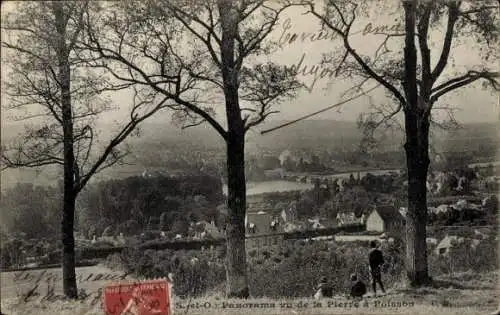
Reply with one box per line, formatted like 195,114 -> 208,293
372,205 -> 405,223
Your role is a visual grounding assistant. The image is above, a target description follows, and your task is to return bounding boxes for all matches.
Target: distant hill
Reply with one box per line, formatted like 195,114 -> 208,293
3,119 -> 498,152
1,119 -> 498,190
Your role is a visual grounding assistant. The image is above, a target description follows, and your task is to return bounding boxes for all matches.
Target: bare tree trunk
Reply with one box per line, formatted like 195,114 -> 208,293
61,68 -> 78,298
218,0 -> 250,298
62,190 -> 77,298
404,115 -> 432,286
55,4 -> 78,298
402,0 -> 431,287
225,132 -> 249,298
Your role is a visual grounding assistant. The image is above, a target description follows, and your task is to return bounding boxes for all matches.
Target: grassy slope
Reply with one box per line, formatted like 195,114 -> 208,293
1,270 -> 498,315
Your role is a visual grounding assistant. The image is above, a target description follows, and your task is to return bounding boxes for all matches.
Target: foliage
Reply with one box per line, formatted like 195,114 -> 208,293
106,248 -> 227,297
106,236 -> 497,298
106,241 -> 405,298
115,219 -> 141,237
427,207 -> 486,225
77,174 -> 223,236
0,183 -> 61,239
428,237 -> 497,276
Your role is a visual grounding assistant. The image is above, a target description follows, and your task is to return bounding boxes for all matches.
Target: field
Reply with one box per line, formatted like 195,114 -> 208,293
1,264 -> 498,315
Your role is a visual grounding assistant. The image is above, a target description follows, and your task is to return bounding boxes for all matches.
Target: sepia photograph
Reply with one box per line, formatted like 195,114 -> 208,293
0,0 -> 499,314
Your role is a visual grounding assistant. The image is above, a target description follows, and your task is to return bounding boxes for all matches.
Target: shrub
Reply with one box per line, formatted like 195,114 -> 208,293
105,248 -> 226,297
428,237 -> 498,276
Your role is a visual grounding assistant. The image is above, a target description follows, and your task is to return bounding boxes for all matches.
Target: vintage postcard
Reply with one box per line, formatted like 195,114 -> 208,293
1,0 -> 499,314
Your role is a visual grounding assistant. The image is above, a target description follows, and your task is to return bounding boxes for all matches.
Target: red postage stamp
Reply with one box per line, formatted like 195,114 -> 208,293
104,279 -> 172,315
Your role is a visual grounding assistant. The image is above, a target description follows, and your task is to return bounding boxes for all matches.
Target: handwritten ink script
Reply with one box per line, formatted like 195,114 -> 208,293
13,269 -> 131,285
15,270 -> 130,306
277,17 -> 404,92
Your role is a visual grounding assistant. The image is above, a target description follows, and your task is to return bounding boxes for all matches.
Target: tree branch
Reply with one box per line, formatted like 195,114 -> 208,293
430,2 -> 460,84
74,94 -> 170,194
417,2 -> 432,93
305,1 -> 407,108
430,71 -> 499,103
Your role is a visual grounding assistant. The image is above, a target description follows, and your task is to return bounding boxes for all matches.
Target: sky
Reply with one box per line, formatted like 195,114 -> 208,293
1,0 -> 499,133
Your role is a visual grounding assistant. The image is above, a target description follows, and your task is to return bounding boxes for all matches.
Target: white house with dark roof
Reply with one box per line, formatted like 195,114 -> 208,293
435,235 -> 465,255
366,205 -> 405,234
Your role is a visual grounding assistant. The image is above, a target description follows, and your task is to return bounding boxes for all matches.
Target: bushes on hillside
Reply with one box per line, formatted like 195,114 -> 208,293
106,241 -> 406,298
106,248 -> 226,297
428,238 -> 498,276
104,236 -> 496,298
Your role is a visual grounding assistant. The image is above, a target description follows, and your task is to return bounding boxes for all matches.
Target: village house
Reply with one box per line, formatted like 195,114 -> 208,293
336,211 -> 365,226
245,211 -> 285,249
435,235 -> 466,255
192,220 -> 224,239
307,218 -> 325,230
365,205 -> 405,234
280,202 -> 298,223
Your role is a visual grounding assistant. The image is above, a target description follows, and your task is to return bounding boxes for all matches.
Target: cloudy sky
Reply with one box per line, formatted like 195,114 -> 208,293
1,0 -> 498,132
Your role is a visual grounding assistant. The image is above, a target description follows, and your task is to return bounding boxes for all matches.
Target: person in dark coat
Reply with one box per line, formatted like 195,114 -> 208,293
369,240 -> 386,295
349,273 -> 367,299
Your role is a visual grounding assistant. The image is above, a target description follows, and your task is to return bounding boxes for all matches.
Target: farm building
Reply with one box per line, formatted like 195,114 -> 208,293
366,205 -> 405,234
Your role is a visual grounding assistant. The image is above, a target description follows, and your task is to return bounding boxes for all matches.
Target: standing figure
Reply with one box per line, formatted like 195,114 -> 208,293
368,241 -> 386,296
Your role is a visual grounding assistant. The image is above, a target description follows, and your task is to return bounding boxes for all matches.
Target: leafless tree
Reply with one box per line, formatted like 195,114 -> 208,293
298,0 -> 499,286
1,1 -> 172,298
78,0 -> 301,297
